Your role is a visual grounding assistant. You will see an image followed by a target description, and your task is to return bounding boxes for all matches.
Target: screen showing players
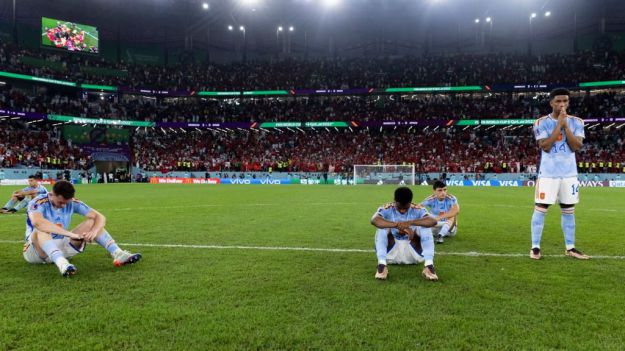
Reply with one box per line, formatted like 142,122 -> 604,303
41,17 -> 99,54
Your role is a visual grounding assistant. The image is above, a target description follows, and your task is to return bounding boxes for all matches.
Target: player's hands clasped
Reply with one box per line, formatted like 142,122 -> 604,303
396,221 -> 410,231
557,108 -> 567,128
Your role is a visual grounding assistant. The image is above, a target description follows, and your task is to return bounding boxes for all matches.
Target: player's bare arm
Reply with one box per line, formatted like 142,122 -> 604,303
562,122 -> 583,152
371,215 -> 399,229
538,109 -> 566,152
29,211 -> 83,240
437,204 -> 459,221
81,209 -> 107,242
403,216 -> 437,228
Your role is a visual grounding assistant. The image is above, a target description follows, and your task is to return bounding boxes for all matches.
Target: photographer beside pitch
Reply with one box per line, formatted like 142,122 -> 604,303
530,88 -> 589,260
23,180 -> 142,276
371,187 -> 439,281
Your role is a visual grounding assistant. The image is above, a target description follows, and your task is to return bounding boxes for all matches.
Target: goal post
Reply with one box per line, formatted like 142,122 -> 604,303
353,164 -> 416,185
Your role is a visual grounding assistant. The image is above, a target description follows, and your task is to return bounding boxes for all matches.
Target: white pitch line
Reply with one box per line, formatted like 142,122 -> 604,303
106,202 -> 368,212
1,240 -> 624,259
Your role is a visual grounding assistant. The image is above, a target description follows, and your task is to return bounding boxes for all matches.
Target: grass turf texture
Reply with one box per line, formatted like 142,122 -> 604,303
1,184 -> 624,350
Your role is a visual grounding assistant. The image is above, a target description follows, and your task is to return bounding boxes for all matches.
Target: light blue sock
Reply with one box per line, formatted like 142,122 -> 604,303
439,223 -> 451,237
95,230 -> 120,255
374,229 -> 390,265
531,207 -> 547,248
3,198 -> 16,209
40,240 -> 65,265
419,227 -> 435,266
13,199 -> 29,211
561,208 -> 576,250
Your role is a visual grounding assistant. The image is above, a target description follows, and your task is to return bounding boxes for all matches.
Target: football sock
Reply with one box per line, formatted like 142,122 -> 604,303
439,222 -> 451,237
41,239 -> 67,268
3,198 -> 16,209
13,198 -> 29,211
531,206 -> 547,248
374,229 -> 390,265
419,227 -> 435,266
95,230 -> 120,256
561,207 -> 576,250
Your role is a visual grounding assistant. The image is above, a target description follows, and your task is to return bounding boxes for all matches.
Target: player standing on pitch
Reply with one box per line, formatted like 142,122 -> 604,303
530,88 -> 589,260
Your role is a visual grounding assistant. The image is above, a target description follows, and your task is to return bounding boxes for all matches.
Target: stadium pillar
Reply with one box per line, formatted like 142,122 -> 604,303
304,31 -> 308,59
206,26 -> 211,63
11,0 -> 17,44
573,12 -> 578,52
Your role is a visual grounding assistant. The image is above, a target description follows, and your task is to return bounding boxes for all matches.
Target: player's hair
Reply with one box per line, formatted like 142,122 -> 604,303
394,187 -> 413,206
28,175 -> 36,180
549,88 -> 570,100
53,180 -> 75,200
433,180 -> 446,190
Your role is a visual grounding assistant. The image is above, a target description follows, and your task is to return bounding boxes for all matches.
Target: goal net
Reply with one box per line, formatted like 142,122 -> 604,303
353,164 -> 415,185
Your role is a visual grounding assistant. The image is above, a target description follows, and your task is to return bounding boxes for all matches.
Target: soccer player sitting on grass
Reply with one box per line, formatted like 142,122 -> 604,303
420,180 -> 460,244
2,176 -> 49,214
23,181 -> 142,277
371,187 -> 439,281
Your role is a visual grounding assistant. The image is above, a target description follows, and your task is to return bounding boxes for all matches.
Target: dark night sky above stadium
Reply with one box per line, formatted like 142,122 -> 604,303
2,0 -> 624,51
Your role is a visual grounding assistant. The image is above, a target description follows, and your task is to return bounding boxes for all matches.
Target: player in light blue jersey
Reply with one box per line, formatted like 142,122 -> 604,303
530,88 -> 589,260
371,187 -> 438,281
23,180 -> 142,276
421,180 -> 460,244
1,176 -> 49,214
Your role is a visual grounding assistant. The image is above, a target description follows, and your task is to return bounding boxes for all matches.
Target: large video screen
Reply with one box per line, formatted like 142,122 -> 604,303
41,17 -> 99,54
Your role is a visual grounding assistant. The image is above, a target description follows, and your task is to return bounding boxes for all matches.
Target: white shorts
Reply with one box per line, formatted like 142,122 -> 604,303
386,240 -> 424,265
534,177 -> 580,205
22,237 -> 85,264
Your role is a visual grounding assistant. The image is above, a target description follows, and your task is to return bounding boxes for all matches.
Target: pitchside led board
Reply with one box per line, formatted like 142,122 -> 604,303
41,17 -> 99,54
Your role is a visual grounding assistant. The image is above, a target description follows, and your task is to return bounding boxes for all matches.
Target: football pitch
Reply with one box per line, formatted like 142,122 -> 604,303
1,184 -> 624,350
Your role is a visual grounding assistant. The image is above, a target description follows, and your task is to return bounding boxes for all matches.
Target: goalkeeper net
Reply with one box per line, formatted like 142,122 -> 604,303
353,165 -> 415,185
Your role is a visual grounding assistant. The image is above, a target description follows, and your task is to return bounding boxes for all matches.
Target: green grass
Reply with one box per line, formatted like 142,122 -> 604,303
1,184 -> 624,350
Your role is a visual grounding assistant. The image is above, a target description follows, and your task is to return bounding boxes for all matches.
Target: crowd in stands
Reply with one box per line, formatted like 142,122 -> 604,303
2,87 -> 625,123
2,42 -> 625,176
131,126 -> 625,174
2,41 -> 625,90
2,119 -> 624,174
0,122 -> 92,170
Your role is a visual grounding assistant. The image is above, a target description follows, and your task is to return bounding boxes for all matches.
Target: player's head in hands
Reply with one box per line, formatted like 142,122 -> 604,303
394,187 -> 413,213
50,181 -> 75,208
549,88 -> 570,115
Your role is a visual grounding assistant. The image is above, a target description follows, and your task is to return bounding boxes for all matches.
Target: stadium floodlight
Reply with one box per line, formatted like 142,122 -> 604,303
241,0 -> 259,6
202,2 -> 209,10
474,18 -> 480,23
530,13 -> 537,18
545,11 -> 551,17
323,0 -> 340,8
277,26 -> 283,32
228,25 -> 233,31
239,26 -> 245,32
289,26 -> 294,32
486,17 -> 491,22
